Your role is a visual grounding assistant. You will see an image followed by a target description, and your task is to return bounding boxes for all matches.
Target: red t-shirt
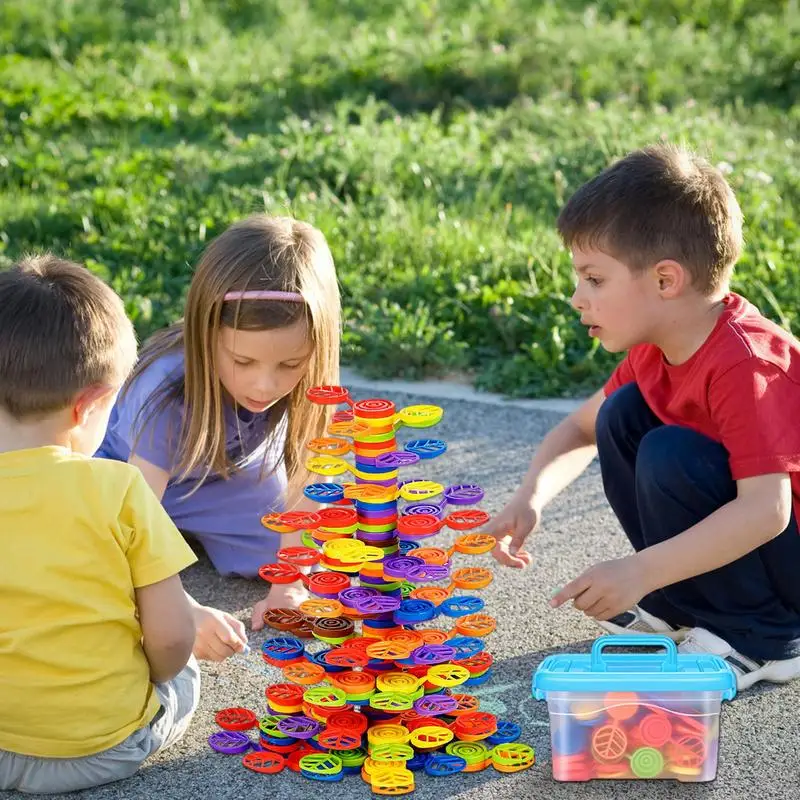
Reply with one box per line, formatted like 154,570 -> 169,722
604,292 -> 800,518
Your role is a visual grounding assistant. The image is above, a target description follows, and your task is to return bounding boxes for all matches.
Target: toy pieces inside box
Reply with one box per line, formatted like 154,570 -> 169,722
531,635 -> 736,782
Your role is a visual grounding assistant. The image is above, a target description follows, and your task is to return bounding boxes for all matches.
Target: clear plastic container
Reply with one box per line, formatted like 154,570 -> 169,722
532,636 -> 736,782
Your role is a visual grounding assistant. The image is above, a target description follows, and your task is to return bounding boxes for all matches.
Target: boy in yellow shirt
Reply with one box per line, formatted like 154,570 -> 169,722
0,255 -> 199,793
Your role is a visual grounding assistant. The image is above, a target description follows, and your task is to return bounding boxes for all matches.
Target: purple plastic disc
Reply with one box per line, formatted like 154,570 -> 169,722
208,730 -> 252,754
375,451 -> 421,469
404,501 -> 444,518
383,555 -> 426,579
405,563 -> 451,582
410,644 -> 457,666
339,586 -> 379,607
443,484 -> 485,505
353,594 -> 403,614
414,694 -> 460,716
276,715 -> 321,739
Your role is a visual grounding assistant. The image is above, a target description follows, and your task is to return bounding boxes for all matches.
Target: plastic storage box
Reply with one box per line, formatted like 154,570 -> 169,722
531,635 -> 736,782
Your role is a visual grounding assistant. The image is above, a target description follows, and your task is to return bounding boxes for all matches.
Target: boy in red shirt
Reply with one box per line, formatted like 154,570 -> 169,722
491,144 -> 800,691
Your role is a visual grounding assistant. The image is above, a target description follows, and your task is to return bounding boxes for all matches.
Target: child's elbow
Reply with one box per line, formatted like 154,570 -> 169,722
764,489 -> 793,539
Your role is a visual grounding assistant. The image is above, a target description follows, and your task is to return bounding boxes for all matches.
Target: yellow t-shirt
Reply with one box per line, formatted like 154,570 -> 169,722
0,446 -> 198,758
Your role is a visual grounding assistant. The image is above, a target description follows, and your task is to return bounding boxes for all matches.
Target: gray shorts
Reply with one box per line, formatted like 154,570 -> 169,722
0,658 -> 200,795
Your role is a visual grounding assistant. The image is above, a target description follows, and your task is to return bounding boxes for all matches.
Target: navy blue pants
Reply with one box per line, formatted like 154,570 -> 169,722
596,383 -> 800,661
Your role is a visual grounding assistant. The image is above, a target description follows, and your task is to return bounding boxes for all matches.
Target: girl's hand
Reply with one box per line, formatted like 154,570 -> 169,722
488,497 -> 538,569
251,582 -> 310,631
191,604 -> 248,661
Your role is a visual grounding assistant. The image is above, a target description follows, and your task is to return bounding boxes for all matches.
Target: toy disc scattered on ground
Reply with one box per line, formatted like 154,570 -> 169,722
215,707 -> 257,731
242,750 -> 286,774
444,510 -> 490,530
452,533 -> 496,554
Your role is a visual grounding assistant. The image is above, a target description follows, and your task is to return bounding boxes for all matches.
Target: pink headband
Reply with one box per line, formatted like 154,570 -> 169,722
223,290 -> 304,302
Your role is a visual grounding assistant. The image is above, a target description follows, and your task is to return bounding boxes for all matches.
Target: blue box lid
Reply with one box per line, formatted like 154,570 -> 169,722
532,636 -> 736,700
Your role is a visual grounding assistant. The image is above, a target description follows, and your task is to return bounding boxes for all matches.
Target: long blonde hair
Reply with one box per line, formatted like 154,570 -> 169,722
129,215 -> 340,500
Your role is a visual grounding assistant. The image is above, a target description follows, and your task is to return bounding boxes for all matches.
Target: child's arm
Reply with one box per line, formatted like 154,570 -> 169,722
135,574 -> 196,683
130,453 -> 248,662
490,388 -> 605,567
551,473 -> 792,619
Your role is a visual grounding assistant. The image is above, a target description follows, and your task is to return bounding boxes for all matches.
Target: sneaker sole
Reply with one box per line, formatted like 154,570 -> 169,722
735,658 -> 800,691
596,618 -> 689,643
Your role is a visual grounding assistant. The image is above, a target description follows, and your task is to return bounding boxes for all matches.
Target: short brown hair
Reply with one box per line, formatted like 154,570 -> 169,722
0,254 -> 137,419
557,144 -> 743,294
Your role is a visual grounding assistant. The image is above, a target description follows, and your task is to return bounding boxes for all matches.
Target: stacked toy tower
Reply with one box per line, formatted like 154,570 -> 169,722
207,386 -> 535,790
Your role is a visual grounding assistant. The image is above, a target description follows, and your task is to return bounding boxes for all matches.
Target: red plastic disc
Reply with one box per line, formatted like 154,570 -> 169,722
266,683 -> 305,707
316,507 -> 359,528
309,571 -> 351,595
258,562 -> 301,584
242,751 -> 285,774
444,509 -> 491,530
397,514 -> 442,536
215,707 -> 258,731
277,546 -> 321,567
306,385 -> 352,405
326,710 -> 369,736
353,398 -> 396,419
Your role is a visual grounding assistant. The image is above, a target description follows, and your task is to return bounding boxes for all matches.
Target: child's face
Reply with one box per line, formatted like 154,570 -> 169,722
569,247 -> 663,353
216,319 -> 313,414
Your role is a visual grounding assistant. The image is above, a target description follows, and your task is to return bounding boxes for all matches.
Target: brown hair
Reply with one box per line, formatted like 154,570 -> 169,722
557,144 -> 743,295
129,215 -> 341,500
0,254 -> 137,419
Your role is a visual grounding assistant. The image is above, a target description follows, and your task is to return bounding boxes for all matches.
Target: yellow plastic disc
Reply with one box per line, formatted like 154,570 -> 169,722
397,404 -> 443,428
398,480 -> 444,501
425,664 -> 471,688
327,420 -> 370,437
367,724 -> 411,745
376,672 -> 423,694
409,726 -> 453,748
323,539 -> 367,562
306,455 -> 350,476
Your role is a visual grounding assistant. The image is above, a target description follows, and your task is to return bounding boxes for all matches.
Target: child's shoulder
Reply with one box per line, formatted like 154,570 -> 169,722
712,292 -> 800,373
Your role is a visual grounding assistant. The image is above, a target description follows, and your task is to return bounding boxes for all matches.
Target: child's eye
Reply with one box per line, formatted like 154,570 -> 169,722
281,362 -> 303,370
234,358 -> 253,367
585,276 -> 602,287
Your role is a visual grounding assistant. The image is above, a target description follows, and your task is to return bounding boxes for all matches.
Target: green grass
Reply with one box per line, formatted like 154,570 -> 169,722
1,0 -> 798,396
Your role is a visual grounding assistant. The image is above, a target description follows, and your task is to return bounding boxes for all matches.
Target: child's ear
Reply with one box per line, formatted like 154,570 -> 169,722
652,259 -> 687,298
72,385 -> 115,427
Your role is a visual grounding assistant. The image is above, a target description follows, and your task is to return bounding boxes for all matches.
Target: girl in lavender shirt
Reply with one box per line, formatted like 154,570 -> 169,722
97,215 -> 340,661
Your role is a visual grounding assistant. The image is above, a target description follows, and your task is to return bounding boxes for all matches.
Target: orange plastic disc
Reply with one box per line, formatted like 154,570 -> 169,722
454,612 -> 497,637
282,661 -> 326,686
409,586 -> 449,605
451,567 -> 493,590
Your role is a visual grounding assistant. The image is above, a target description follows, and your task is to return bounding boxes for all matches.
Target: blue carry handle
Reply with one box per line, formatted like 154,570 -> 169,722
590,635 -> 678,673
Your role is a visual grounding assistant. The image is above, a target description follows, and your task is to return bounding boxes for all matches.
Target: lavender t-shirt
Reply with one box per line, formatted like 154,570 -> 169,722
95,350 -> 287,577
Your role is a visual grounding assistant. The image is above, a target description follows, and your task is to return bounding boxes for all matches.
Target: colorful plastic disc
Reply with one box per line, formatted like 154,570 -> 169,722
630,747 -> 664,778
304,482 -> 346,503
306,455 -> 350,476
425,753 -> 467,776
375,451 -> 420,469
444,509 -> 490,530
306,385 -> 351,405
277,546 -> 320,566
308,436 -> 351,456
404,439 -> 447,459
242,750 -> 285,774
215,707 -> 258,731
309,572 -> 351,596
397,404 -> 443,428
208,730 -> 251,754
452,533 -> 496,554
300,598 -> 345,618
316,729 -> 363,751
398,480 -> 444,501
397,514 -> 441,537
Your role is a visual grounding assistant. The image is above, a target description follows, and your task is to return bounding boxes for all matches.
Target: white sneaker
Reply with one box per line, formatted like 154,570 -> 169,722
678,627 -> 800,691
597,604 -> 690,642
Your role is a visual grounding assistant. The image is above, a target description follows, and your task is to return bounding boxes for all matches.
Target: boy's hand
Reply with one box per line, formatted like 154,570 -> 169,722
549,555 -> 650,620
251,583 -> 311,631
192,604 -> 248,661
488,497 -> 538,568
